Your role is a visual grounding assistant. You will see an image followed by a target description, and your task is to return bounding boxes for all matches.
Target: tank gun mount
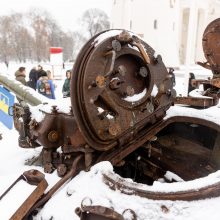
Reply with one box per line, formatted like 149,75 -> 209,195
3,26 -> 220,219
11,30 -> 175,176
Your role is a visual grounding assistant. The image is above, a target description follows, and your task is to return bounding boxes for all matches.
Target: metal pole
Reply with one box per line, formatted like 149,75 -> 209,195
0,73 -> 49,106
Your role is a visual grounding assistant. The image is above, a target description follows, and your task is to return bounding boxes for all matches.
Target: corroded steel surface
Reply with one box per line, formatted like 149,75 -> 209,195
71,29 -> 175,151
75,205 -> 125,220
3,23 -> 220,219
75,198 -> 137,220
175,96 -> 219,107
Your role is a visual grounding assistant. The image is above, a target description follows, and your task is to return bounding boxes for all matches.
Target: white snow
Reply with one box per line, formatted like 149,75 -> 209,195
164,171 -> 184,182
151,84 -> 158,97
165,105 -> 220,125
29,98 -> 71,123
124,88 -> 147,102
93,30 -> 123,47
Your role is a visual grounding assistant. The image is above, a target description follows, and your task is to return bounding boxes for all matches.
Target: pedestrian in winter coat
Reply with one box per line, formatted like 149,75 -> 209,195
15,67 -> 27,103
28,67 -> 38,90
188,72 -> 195,94
62,70 -> 71,98
37,76 -> 55,99
15,67 -> 27,85
37,65 -> 47,79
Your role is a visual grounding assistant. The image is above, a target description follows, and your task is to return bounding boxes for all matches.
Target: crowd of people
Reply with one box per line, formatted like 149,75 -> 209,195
15,65 -> 71,100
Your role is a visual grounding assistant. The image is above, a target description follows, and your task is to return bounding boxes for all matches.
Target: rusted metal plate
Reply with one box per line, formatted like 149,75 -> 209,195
10,179 -> 48,220
75,206 -> 125,220
0,170 -> 48,220
175,96 -> 219,107
191,78 -> 220,89
71,29 -> 175,151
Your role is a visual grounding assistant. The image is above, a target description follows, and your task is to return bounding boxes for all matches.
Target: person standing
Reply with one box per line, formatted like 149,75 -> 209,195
15,67 -> 27,85
37,76 -> 55,99
37,65 -> 47,79
188,72 -> 195,94
28,67 -> 38,90
15,67 -> 27,102
62,70 -> 71,98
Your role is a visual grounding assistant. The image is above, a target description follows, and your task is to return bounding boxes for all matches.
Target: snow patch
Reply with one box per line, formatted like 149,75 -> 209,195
124,88 -> 146,102
93,30 -> 123,47
29,98 -> 71,122
151,84 -> 158,97
189,88 -> 212,99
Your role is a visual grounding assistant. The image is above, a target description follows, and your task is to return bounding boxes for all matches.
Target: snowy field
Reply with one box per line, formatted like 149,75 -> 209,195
1,63 -> 220,219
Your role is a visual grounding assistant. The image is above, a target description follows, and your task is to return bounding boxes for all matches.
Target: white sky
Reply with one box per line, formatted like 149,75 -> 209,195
0,0 -> 113,32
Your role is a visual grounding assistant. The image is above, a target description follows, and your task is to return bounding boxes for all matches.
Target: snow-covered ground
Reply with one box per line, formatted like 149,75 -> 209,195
1,63 -> 220,219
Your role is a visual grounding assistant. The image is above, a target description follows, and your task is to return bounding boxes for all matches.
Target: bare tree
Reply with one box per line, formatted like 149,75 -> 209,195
28,8 -> 55,62
0,15 -> 14,67
0,8 -> 90,64
69,31 -> 87,61
10,13 -> 34,62
81,8 -> 110,38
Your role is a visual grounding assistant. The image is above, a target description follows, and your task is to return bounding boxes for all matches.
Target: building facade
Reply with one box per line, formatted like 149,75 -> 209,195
111,0 -> 220,67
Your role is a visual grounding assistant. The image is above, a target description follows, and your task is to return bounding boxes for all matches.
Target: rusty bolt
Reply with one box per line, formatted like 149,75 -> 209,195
48,130 -> 59,143
96,75 -> 106,88
112,39 -> 121,51
44,162 -> 54,173
139,66 -> 148,77
109,78 -> 123,90
126,86 -> 135,96
51,105 -> 58,113
117,65 -> 127,76
108,122 -> 121,136
57,163 -> 67,177
117,30 -> 132,43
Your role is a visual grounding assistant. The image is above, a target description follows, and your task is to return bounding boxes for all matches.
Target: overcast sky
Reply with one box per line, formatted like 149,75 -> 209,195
0,0 -> 113,32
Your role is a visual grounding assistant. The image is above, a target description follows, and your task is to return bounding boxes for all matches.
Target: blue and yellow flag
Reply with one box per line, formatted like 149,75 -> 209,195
0,93 -> 9,114
0,86 -> 15,129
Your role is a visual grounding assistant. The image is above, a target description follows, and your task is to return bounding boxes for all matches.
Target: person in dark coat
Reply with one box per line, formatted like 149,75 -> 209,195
62,70 -> 71,98
188,72 -> 195,94
15,67 -> 27,85
28,67 -> 38,90
168,68 -> 176,86
37,65 -> 47,79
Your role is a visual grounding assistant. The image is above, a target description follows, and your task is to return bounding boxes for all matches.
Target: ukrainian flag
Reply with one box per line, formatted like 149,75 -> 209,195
0,93 -> 9,114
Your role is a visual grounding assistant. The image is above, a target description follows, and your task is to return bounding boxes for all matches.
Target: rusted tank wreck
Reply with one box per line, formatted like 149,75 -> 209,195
1,19 -> 220,220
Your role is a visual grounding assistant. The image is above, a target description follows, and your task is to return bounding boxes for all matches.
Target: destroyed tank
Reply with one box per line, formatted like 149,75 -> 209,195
1,22 -> 220,219
11,30 -> 177,177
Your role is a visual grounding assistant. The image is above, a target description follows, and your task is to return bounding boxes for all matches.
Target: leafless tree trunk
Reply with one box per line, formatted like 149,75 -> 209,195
81,8 -> 110,38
